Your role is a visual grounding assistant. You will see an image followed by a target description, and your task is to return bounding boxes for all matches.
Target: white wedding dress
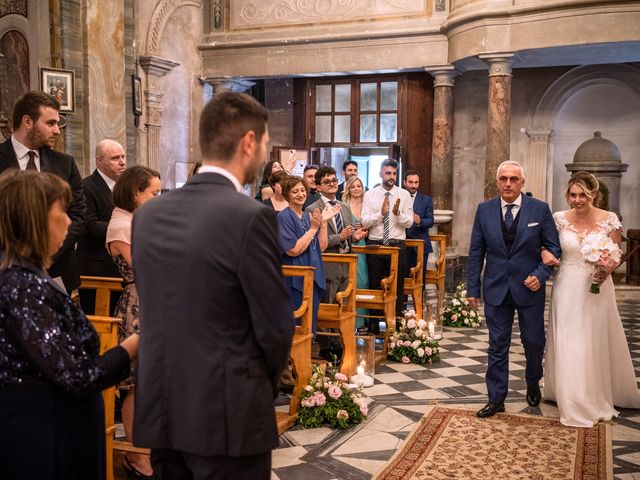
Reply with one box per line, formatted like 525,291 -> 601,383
544,210 -> 640,427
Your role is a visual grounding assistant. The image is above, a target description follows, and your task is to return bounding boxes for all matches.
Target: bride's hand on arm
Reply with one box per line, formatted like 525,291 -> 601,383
541,248 -> 560,266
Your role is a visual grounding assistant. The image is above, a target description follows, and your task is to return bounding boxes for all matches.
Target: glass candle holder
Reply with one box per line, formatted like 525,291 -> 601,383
349,333 -> 375,387
423,286 -> 443,339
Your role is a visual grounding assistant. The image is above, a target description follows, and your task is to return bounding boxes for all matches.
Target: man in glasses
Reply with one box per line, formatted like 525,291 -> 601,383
306,165 -> 366,359
467,160 -> 560,418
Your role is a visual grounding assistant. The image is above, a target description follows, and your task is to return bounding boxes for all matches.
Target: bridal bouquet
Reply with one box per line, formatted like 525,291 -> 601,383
297,363 -> 368,429
580,232 -> 622,294
388,310 -> 440,365
443,283 -> 483,327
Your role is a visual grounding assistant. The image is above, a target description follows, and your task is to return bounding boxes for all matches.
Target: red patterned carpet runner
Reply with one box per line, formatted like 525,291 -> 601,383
374,405 -> 612,479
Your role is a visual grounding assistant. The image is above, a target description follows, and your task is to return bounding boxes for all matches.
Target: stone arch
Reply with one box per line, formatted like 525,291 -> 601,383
145,0 -> 201,56
525,64 -> 640,203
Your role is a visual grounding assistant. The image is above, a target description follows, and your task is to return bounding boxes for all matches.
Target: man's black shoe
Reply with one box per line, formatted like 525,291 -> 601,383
526,384 -> 541,407
476,402 -> 505,418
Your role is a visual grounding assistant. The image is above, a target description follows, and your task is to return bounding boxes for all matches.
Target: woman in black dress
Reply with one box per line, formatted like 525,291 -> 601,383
0,169 -> 138,480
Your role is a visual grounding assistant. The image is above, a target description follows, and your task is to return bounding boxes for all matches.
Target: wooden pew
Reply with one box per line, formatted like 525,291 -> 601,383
425,234 -> 447,306
317,253 -> 358,376
87,315 -> 121,480
403,239 -> 425,316
278,265 -> 315,433
351,245 -> 400,361
79,276 -> 124,317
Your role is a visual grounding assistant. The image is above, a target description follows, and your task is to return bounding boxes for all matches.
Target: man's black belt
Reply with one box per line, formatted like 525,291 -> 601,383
366,239 -> 405,247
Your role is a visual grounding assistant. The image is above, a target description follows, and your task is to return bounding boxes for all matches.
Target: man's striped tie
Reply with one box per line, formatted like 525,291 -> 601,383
382,192 -> 390,246
329,200 -> 347,250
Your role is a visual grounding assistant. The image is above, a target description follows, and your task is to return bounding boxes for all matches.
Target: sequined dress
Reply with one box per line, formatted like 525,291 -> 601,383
0,262 -> 130,479
544,211 -> 640,427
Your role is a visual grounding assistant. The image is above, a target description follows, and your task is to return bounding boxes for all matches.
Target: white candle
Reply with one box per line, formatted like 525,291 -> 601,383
428,321 -> 435,337
356,365 -> 365,377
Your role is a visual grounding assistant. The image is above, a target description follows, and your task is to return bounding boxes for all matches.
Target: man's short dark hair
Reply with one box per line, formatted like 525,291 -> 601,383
342,160 -> 357,172
404,169 -> 419,180
314,165 -> 337,186
381,159 -> 399,170
199,92 -> 268,163
303,164 -> 319,172
11,91 -> 60,131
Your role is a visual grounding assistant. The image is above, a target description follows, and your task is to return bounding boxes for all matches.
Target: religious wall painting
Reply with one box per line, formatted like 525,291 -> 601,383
39,67 -> 75,113
0,30 -> 29,118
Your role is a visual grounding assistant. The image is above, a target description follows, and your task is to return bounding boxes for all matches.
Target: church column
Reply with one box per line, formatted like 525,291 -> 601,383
525,129 -> 552,200
479,53 -> 516,199
425,65 -> 456,240
139,55 -> 179,173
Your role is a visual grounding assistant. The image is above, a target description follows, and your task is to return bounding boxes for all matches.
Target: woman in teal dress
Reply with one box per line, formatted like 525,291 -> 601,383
343,176 -> 369,328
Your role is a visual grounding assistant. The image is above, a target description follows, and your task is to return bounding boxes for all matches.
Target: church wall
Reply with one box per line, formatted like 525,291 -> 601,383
264,78 -> 295,153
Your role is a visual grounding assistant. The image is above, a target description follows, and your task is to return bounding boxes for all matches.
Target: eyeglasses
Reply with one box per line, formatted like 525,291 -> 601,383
321,178 -> 339,185
498,176 -> 521,183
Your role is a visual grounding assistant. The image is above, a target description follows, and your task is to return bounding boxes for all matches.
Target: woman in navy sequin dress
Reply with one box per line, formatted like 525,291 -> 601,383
0,170 -> 138,480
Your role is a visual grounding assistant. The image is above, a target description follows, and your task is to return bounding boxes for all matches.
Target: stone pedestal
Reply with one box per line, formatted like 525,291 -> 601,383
479,53 -> 516,199
426,66 -> 456,241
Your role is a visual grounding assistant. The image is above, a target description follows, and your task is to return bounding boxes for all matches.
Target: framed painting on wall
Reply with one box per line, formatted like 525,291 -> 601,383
39,67 -> 75,114
132,75 -> 143,116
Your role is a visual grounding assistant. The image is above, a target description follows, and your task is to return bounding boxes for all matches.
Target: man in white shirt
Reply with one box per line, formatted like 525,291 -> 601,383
361,159 -> 413,318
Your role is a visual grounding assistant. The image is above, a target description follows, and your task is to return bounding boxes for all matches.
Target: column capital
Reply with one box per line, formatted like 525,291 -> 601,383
478,53 -> 517,77
139,55 -> 180,77
424,65 -> 457,87
201,77 -> 256,94
525,128 -> 553,142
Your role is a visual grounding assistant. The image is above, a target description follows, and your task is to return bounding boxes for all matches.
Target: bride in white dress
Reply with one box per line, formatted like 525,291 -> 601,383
544,171 -> 640,427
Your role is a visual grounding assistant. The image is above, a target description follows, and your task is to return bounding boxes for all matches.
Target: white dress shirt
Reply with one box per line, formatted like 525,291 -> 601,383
361,185 -> 413,241
11,136 -> 40,171
97,168 -> 116,191
500,194 -> 522,221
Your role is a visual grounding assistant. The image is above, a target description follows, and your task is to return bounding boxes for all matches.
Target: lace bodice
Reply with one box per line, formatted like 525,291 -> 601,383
553,210 -> 622,269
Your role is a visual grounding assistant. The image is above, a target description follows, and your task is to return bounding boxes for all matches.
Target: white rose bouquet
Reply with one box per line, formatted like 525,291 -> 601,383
387,310 -> 440,365
443,283 -> 483,327
580,232 -> 622,294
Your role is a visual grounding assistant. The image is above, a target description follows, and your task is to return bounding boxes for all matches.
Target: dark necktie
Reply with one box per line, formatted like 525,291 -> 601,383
383,192 -> 391,245
26,151 -> 37,171
329,200 -> 347,250
505,204 -> 515,230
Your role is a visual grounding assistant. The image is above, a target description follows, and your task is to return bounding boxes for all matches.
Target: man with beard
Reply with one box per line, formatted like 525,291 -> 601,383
131,92 -> 293,479
77,139 -> 127,314
302,163 -> 320,208
0,91 -> 86,294
403,169 -> 434,275
361,159 -> 413,321
336,159 -> 359,200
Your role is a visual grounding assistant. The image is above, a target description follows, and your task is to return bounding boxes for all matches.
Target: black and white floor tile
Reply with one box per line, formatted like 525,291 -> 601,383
272,298 -> 640,480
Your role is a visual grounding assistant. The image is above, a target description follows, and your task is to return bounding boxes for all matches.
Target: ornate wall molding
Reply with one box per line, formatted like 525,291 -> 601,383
230,0 -> 427,29
146,0 -> 201,55
0,1 -> 27,19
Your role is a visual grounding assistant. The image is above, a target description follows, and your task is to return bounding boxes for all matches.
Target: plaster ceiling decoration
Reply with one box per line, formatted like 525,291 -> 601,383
230,0 -> 427,29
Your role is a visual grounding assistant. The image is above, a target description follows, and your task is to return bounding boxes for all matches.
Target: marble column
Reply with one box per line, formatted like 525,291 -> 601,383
139,55 -> 180,173
425,66 -> 455,241
525,129 -> 552,200
479,53 -> 516,199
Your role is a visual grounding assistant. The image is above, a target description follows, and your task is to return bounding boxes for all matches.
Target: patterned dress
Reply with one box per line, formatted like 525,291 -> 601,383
113,255 -> 139,388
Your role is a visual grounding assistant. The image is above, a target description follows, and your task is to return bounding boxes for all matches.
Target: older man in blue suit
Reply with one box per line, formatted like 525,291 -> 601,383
467,160 -> 561,418
403,169 -> 434,273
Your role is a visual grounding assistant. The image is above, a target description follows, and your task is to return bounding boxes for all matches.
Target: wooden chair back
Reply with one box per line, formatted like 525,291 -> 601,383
403,239 -> 425,315
87,315 -> 121,480
317,253 -> 358,375
278,265 -> 315,432
79,276 -> 124,317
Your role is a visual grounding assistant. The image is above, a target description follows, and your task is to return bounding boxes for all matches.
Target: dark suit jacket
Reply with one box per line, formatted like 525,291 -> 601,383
131,172 -> 293,457
0,139 -> 86,292
406,192 -> 434,255
77,169 -> 119,277
467,194 -> 561,306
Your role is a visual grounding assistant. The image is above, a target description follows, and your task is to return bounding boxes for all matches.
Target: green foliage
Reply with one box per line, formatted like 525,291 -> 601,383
442,283 -> 483,327
388,310 -> 441,365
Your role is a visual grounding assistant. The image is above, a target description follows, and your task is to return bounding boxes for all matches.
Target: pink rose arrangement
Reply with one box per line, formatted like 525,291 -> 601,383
387,310 -> 440,365
580,232 -> 622,294
297,363 -> 368,429
443,283 -> 482,328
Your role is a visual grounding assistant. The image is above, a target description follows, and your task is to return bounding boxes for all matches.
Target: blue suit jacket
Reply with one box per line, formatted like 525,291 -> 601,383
406,192 -> 434,254
467,194 -> 561,306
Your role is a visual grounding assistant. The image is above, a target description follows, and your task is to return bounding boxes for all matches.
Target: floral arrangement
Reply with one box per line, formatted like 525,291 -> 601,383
581,232 -> 622,294
387,310 -> 440,365
443,283 -> 482,327
297,363 -> 368,429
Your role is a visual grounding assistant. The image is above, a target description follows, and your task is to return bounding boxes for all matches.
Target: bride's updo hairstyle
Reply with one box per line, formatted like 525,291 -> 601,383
566,171 -> 601,207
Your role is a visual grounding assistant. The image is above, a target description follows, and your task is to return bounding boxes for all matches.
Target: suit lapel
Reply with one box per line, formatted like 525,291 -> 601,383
491,198 -> 508,254
0,140 -> 19,170
511,195 -> 529,252
39,147 -> 53,173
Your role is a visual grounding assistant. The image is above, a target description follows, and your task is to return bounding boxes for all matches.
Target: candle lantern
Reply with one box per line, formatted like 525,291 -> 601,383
349,333 -> 375,387
423,286 -> 443,339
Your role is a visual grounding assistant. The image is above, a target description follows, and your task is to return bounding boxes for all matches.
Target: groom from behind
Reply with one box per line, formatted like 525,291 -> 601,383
467,160 -> 560,418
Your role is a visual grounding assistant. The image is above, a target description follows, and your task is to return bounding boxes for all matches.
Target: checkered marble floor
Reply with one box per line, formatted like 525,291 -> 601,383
272,298 -> 640,480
